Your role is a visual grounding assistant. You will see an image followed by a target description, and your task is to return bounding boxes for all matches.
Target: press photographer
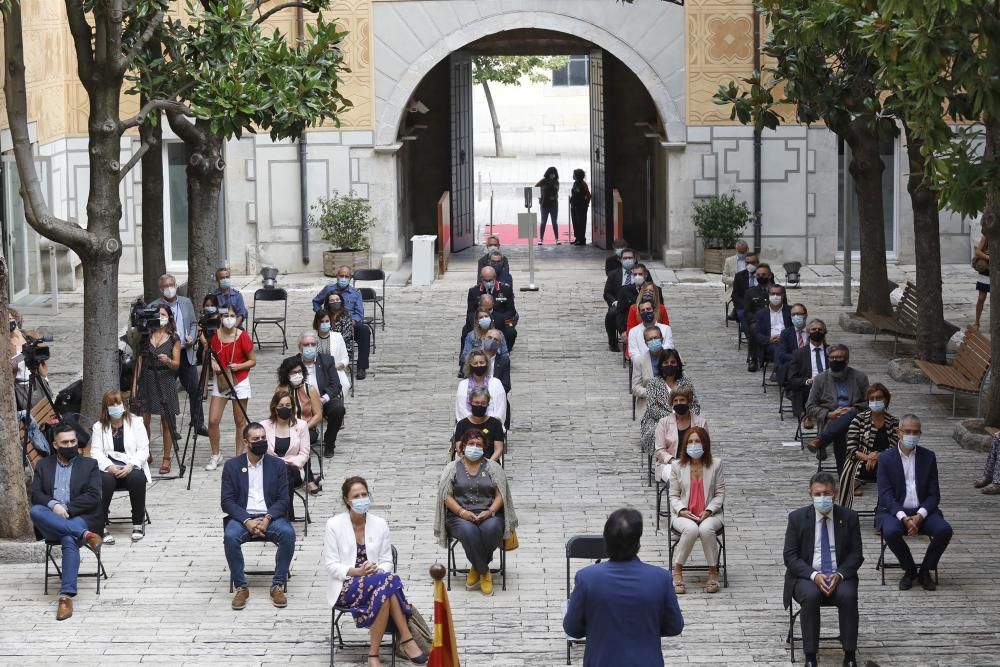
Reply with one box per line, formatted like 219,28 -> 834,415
130,300 -> 181,475
8,308 -> 52,411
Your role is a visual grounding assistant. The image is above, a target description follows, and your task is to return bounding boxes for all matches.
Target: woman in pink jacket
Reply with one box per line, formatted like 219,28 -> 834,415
654,386 -> 709,482
261,389 -> 313,515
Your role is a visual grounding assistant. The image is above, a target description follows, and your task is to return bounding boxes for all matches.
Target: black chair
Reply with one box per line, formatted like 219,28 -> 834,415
353,269 -> 386,331
330,545 -> 398,666
564,535 -> 608,665
44,539 -> 107,594
786,599 -> 843,663
875,531 -> 939,586
656,478 -> 728,587
446,537 -> 506,592
252,288 -> 288,352
106,488 -> 152,527
227,530 -> 292,593
291,459 -> 313,537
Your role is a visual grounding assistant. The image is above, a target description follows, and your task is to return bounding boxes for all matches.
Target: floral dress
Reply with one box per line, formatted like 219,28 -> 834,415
336,544 -> 411,628
638,375 -> 700,453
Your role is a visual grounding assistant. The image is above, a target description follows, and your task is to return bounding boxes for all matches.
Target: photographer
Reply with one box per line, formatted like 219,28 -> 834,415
8,309 -> 51,411
151,274 -> 207,436
204,303 -> 255,471
134,305 -> 181,475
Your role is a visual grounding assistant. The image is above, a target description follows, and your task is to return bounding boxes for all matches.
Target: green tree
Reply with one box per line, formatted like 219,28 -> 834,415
472,55 -> 568,158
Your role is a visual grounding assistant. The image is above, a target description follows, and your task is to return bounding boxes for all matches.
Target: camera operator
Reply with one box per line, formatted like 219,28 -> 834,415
8,309 -> 43,410
150,274 -> 207,436
135,305 -> 181,475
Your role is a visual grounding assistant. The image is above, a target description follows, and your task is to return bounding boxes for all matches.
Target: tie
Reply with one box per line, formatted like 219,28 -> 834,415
624,271 -> 633,286
797,331 -> 805,348
814,347 -> 824,373
820,517 -> 833,575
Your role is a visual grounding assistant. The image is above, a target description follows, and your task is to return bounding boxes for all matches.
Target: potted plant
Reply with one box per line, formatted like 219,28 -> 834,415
692,190 -> 751,273
309,191 -> 376,276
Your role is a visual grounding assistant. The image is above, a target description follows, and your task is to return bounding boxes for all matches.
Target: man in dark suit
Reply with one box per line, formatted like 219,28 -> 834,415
483,328 -> 512,429
563,508 -> 684,666
775,303 -> 809,384
786,319 -> 829,424
222,422 -> 295,610
298,331 -> 345,458
467,266 -> 518,351
731,251 -> 759,322
806,344 -> 870,473
877,414 -> 953,591
605,238 -> 629,275
783,472 -> 863,667
753,284 -> 792,370
29,423 -> 104,620
477,235 -> 511,277
742,263 -> 776,372
602,248 -> 638,351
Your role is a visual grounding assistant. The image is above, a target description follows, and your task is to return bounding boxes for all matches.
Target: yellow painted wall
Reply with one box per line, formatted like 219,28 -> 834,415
685,0 -> 756,126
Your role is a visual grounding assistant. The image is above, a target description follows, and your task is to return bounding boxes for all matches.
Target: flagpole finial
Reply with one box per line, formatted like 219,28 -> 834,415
430,561 -> 446,581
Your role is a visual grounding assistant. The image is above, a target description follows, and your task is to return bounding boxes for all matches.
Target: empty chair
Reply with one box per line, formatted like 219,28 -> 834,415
252,288 -> 288,352
353,268 -> 386,331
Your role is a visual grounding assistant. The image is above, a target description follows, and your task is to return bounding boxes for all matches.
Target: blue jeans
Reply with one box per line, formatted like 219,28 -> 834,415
540,206 -> 558,240
30,505 -> 88,596
223,517 -> 295,588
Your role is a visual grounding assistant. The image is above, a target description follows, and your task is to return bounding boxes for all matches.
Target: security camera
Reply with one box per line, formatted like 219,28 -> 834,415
408,100 -> 430,115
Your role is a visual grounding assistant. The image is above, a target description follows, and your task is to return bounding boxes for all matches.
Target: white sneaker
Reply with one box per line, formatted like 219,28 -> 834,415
102,528 -> 115,545
205,454 -> 222,471
130,525 -> 145,542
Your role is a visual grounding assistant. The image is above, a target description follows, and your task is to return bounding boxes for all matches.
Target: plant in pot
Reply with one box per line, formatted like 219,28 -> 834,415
309,191 -> 376,277
692,190 -> 750,274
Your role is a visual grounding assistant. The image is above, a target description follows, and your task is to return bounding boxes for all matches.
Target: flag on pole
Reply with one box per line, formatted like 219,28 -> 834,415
429,575 -> 460,667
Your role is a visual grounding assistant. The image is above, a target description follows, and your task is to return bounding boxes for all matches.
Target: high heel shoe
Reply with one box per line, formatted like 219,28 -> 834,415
400,638 -> 428,665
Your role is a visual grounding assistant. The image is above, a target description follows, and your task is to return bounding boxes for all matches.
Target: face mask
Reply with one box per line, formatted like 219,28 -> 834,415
108,404 -> 126,419
868,400 -> 885,413
301,346 -> 318,361
289,373 -> 304,386
746,263 -> 757,273
829,360 -> 847,373
615,248 -> 625,257
490,263 -> 503,273
646,338 -> 663,353
769,295 -> 783,306
351,496 -> 371,514
276,406 -> 293,420
222,317 -> 237,329
219,278 -> 232,289
471,404 -> 488,418
337,277 -> 350,289
159,315 -> 169,327
686,444 -> 704,459
622,258 -> 635,270
471,365 -> 487,377
633,275 -> 645,286
487,245 -> 499,253
204,306 -> 218,315
901,434 -> 920,450
483,280 -> 495,291
792,315 -> 806,328
484,339 -> 500,353
248,439 -> 268,457
464,446 -> 484,462
756,275 -> 769,285
736,253 -> 746,261
162,286 -> 177,299
662,365 -> 679,378
57,445 -> 79,461
478,317 -> 492,329
809,331 -> 825,343
813,495 -> 834,515
640,311 -> 656,324
328,301 -> 343,311
319,322 -> 332,334
673,403 -> 690,416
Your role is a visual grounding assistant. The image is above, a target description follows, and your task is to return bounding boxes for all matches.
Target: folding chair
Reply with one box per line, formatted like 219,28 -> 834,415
227,531 -> 291,593
44,539 -> 107,594
106,489 -> 152,526
446,537 -> 506,592
875,531 -> 939,586
330,546 -> 398,666
353,269 -> 386,331
251,288 -> 288,352
564,535 -> 608,665
291,459 -> 313,537
786,598 -> 843,663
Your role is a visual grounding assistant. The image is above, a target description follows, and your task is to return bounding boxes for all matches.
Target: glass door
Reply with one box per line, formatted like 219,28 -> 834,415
1,157 -> 31,300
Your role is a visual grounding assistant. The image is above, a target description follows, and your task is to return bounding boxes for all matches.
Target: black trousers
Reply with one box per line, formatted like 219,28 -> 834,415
604,306 -> 619,347
881,510 -> 953,574
793,577 -> 858,654
498,322 -> 517,351
353,321 -> 371,370
101,468 -> 147,526
178,352 -> 203,427
570,204 -> 588,241
286,465 -> 303,519
323,395 -> 346,446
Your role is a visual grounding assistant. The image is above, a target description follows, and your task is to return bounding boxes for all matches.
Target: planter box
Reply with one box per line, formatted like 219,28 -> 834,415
323,250 -> 371,277
703,248 -> 734,274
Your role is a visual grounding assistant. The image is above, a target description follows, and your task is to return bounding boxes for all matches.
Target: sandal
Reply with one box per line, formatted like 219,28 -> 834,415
673,578 -> 686,594
308,482 -> 322,495
159,459 -> 171,475
401,638 -> 428,664
705,579 -> 720,594
368,654 -> 382,667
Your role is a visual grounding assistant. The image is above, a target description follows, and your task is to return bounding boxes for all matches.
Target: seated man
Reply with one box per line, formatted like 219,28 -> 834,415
877,414 -> 953,591
742,263 -> 775,372
605,237 -> 629,276
477,235 -> 511,279
786,318 -> 828,426
627,297 -> 674,360
752,284 -> 791,369
297,331 -> 345,457
806,344 -> 869,474
483,327 -> 512,429
602,247 -> 638,351
467,266 -> 518,351
722,239 -> 749,289
775,303 -> 809,384
311,265 -> 372,380
631,326 -> 665,418
783,472 -> 862,667
222,422 -> 296,610
29,423 -> 104,620
731,251 -> 759,325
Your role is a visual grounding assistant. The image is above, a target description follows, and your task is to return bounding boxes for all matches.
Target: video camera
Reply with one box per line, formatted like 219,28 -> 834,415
22,333 -> 52,371
199,309 -> 221,341
130,298 -> 161,335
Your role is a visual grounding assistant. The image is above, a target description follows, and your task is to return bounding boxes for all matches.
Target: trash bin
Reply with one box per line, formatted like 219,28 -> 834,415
411,235 -> 437,286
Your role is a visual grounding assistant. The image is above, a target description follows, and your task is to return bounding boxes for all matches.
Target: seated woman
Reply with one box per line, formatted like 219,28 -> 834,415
89,389 -> 150,544
639,350 -> 700,455
435,430 -> 518,597
453,390 -> 505,462
975,431 -> 1000,495
313,309 -> 352,396
654,386 -> 709,482
324,292 -> 356,355
275,355 -> 323,439
324,476 -> 427,667
461,309 -> 509,366
625,279 -> 670,332
836,382 -> 899,507
261,389 -> 314,505
668,427 -> 724,594
455,350 -> 507,423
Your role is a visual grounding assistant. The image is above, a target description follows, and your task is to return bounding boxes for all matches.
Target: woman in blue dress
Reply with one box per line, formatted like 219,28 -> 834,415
324,476 -> 427,667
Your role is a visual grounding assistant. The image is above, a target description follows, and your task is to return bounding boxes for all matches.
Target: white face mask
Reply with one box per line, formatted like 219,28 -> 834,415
161,286 -> 177,299
289,373 -> 304,386
632,275 -> 645,286
769,294 -> 783,306
222,317 -> 237,329
159,315 -> 169,327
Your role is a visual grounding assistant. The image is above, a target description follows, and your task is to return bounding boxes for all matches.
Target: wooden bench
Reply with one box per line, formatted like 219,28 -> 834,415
859,282 -> 919,353
914,326 -> 992,416
16,395 -> 59,469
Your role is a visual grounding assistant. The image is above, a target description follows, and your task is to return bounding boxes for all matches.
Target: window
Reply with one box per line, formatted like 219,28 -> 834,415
838,134 -> 896,253
163,141 -> 226,266
552,55 -> 589,87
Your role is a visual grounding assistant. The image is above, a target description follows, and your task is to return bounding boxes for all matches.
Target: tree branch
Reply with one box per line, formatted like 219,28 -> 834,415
121,99 -> 192,130
166,110 -> 203,145
253,2 -> 315,25
120,10 -> 164,74
118,139 -> 152,182
64,0 -> 95,87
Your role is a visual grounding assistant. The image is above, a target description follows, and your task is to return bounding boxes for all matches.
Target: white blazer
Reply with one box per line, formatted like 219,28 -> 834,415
323,512 -> 394,607
455,377 -> 507,423
329,332 -> 351,397
89,415 -> 152,482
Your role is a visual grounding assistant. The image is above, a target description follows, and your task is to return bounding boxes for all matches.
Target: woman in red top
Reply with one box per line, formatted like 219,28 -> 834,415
625,280 -> 669,333
205,304 -> 256,470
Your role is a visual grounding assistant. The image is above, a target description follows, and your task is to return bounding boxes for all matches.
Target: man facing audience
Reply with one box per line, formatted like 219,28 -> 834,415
783,472 -> 862,667
806,344 -> 869,474
312,265 -> 372,379
877,414 -> 953,591
722,240 -> 750,288
631,326 -> 665,418
605,237 -> 629,275
742,263 -> 775,372
731,251 -> 759,322
467,266 -> 518,351
603,247 -> 638,351
627,297 -> 674,360
478,236 -> 512,283
775,303 -> 809,384
753,283 -> 791,371
786,318 -> 829,426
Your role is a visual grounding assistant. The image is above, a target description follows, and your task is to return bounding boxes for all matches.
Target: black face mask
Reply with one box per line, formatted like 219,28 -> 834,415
56,446 -> 79,462
248,439 -> 268,457
829,360 -> 847,373
809,331 -> 825,343
672,403 -> 690,416
470,365 -> 488,377
471,404 -> 488,418
662,365 -> 679,378
276,406 -> 293,420
328,302 -> 343,311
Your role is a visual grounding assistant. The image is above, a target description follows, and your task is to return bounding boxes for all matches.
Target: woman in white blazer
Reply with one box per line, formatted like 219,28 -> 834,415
455,350 -> 507,423
313,309 -> 352,398
324,477 -> 427,667
89,389 -> 150,544
668,426 -> 725,594
261,389 -> 316,506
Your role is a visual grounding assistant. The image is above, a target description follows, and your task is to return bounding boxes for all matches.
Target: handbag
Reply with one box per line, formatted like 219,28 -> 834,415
393,604 -> 433,658
503,530 -> 519,551
972,256 -> 990,275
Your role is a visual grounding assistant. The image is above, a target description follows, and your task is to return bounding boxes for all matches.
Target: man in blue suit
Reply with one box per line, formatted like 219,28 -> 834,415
774,303 -> 809,384
221,422 -> 296,610
752,284 -> 792,370
877,414 -> 953,591
563,508 -> 684,666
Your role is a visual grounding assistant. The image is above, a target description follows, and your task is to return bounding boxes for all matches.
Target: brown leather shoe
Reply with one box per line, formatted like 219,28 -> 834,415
270,585 -> 287,608
231,586 -> 249,610
82,531 -> 102,554
56,595 -> 73,621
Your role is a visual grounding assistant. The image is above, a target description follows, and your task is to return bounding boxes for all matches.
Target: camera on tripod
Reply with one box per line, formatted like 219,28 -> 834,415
130,299 -> 162,335
199,309 -> 221,341
22,334 -> 52,371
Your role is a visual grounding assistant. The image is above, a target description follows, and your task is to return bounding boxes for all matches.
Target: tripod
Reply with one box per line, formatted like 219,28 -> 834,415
19,358 -> 60,470
130,333 -> 186,481
180,329 -> 250,490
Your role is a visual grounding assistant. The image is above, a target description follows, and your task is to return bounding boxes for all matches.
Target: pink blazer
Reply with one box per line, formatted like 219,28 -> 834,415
654,413 -> 708,481
260,418 -> 311,472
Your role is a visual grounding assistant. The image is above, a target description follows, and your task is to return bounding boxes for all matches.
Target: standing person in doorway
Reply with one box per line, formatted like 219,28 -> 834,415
536,166 -> 560,245
569,168 -> 591,246
974,233 -> 990,329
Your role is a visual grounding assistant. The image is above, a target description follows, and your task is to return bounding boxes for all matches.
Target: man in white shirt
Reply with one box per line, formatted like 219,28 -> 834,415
785,319 -> 829,425
627,299 -> 674,359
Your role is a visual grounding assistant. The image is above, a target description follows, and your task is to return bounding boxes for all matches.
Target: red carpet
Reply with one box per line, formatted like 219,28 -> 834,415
484,224 -> 577,246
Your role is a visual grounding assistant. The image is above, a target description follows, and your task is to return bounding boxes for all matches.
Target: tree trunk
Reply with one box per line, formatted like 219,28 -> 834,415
846,120 -> 893,317
185,123 -> 225,306
0,258 -> 34,541
982,114 -> 1000,428
481,80 -> 504,158
140,107 -> 166,302
904,128 -> 947,363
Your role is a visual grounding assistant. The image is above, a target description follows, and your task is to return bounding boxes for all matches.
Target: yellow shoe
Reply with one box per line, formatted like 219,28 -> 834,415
480,571 -> 493,596
465,568 -> 480,590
